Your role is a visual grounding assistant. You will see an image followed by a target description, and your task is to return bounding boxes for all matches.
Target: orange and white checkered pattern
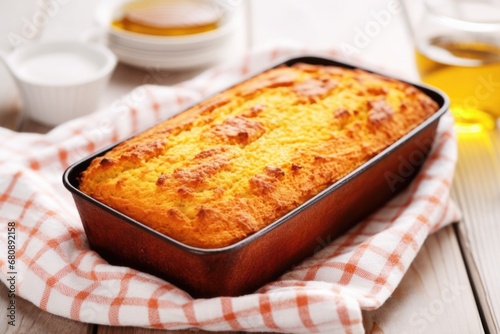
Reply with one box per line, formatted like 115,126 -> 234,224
0,47 -> 460,334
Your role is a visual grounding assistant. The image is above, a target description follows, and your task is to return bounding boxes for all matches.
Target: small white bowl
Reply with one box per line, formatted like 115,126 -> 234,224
4,41 -> 117,126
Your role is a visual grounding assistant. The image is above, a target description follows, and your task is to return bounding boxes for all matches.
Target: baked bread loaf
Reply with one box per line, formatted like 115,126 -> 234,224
79,63 -> 439,248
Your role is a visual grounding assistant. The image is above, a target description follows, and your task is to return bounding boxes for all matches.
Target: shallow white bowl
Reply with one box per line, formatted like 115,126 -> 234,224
93,0 -> 235,69
110,42 -> 228,69
4,41 -> 116,126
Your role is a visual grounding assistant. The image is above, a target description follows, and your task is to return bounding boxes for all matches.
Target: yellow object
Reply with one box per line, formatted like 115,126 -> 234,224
79,64 -> 438,248
416,37 -> 500,132
112,0 -> 222,36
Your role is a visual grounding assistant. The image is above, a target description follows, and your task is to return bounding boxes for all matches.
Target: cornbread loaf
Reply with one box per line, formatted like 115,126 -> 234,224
79,63 -> 439,248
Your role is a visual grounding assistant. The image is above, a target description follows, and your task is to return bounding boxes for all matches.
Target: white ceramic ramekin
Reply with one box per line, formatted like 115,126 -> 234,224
3,41 -> 117,126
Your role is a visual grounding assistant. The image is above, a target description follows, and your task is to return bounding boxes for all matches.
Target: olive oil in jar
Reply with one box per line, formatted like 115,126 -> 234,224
112,0 -> 223,36
415,36 -> 500,131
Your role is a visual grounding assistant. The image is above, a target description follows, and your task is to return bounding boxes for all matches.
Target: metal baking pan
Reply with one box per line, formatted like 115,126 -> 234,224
63,56 -> 449,298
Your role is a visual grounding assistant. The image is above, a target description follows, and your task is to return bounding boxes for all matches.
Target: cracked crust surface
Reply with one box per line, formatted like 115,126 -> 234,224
79,63 -> 439,248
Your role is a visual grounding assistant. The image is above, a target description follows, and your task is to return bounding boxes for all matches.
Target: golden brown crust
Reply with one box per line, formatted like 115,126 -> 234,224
79,63 -> 439,248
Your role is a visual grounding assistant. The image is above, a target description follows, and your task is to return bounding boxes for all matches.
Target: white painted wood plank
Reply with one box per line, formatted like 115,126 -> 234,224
363,225 -> 484,334
451,130 -> 500,334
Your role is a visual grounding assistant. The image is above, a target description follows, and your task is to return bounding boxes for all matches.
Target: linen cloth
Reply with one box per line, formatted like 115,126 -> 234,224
0,47 -> 461,333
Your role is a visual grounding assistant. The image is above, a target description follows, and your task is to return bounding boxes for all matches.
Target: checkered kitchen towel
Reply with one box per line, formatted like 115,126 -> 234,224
0,46 -> 460,333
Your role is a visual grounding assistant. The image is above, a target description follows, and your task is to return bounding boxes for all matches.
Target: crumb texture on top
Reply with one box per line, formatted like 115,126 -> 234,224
79,63 -> 439,248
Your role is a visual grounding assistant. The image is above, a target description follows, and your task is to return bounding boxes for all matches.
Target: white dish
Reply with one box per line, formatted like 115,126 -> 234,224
92,0 -> 235,70
106,30 -> 232,51
95,0 -> 233,43
107,37 -> 228,55
4,41 -> 117,126
110,43 -> 227,69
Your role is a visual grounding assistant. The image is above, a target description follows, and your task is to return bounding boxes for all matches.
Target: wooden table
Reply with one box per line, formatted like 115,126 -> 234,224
1,1 -> 498,333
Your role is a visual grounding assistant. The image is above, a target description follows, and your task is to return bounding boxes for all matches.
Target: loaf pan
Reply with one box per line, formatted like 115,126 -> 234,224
63,56 -> 449,298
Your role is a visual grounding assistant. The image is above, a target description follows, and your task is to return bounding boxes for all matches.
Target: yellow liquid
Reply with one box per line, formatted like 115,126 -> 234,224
416,37 -> 500,132
112,0 -> 221,36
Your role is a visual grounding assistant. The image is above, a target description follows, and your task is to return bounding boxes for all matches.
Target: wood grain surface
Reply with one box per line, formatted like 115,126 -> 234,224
363,225 -> 483,334
451,130 -> 500,334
